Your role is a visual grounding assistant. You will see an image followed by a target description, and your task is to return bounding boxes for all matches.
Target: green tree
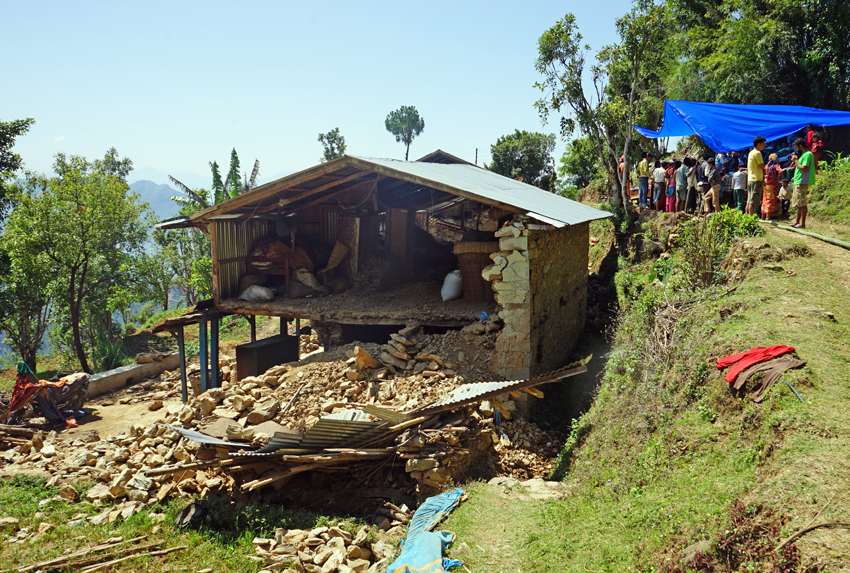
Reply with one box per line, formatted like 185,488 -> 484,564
318,128 -> 347,162
486,130 -> 557,190
385,106 -> 425,160
7,151 -> 153,373
667,0 -> 850,110
558,136 -> 602,190
0,117 -> 35,219
0,247 -> 53,371
535,2 -> 671,207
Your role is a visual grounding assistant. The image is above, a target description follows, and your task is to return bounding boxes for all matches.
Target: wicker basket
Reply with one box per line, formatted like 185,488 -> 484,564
326,241 -> 350,270
454,241 -> 500,302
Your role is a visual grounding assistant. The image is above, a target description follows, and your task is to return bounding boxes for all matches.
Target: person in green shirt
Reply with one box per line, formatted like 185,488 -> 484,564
790,137 -> 815,229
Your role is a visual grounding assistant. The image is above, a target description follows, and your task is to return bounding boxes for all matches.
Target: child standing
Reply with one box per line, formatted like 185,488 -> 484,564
665,161 -> 678,212
732,165 -> 748,213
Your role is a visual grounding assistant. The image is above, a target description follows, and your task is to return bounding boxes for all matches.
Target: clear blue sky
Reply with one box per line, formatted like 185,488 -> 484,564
6,0 -> 634,186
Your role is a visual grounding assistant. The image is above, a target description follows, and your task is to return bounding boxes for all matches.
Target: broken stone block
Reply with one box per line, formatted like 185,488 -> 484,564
353,346 -> 379,369
59,485 -> 80,502
378,352 -> 407,370
398,323 -> 421,338
0,517 -> 20,533
225,424 -> 243,440
405,458 -> 438,472
247,398 -> 280,425
85,484 -> 113,502
198,397 -> 217,417
128,473 -> 153,491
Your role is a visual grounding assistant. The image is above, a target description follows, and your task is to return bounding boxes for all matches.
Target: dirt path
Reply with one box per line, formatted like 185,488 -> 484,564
771,220 -> 850,290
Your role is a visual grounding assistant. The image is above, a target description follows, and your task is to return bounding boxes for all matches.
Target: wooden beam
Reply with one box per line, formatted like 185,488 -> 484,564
297,176 -> 379,212
278,171 -> 370,206
188,158 -> 350,221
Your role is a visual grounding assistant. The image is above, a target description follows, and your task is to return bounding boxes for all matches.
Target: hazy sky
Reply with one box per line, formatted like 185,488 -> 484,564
5,0 -> 634,185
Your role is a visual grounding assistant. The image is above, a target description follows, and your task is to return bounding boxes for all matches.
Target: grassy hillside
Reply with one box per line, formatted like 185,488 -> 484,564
444,216 -> 850,572
809,157 -> 850,225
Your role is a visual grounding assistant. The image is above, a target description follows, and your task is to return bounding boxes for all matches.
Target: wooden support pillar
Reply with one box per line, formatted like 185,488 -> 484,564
248,315 -> 257,342
199,320 -> 208,394
210,317 -> 219,389
280,317 -> 285,334
295,318 -> 301,359
390,208 -> 417,277
177,326 -> 188,404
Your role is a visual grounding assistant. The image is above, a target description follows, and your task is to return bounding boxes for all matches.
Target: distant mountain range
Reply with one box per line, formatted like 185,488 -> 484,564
129,168 -> 294,223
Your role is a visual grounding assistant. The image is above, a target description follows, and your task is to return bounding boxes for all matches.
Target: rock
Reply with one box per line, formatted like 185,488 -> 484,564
149,400 -> 164,411
128,473 -> 153,491
462,322 -> 486,335
405,458 -> 438,472
225,424 -> 243,440
682,540 -> 714,563
373,515 -> 391,531
179,406 -> 195,423
370,540 -> 395,561
59,485 -> 80,502
198,397 -> 217,417
247,398 -> 280,425
232,395 -> 253,412
85,484 -> 113,502
40,444 -> 56,457
0,517 -> 20,533
353,346 -> 380,369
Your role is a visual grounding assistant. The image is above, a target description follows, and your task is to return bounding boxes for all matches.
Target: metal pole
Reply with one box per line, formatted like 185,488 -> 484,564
199,319 -> 208,393
177,326 -> 188,404
249,315 -> 256,342
295,318 -> 301,358
210,317 -> 219,388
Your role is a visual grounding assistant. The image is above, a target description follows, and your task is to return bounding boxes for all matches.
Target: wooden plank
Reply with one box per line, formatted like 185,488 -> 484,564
210,221 -> 219,306
296,176 -> 379,212
17,536 -> 148,573
278,172 -> 370,206
187,159 -> 349,222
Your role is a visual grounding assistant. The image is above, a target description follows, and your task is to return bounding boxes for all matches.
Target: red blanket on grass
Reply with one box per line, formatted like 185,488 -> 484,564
716,345 -> 795,383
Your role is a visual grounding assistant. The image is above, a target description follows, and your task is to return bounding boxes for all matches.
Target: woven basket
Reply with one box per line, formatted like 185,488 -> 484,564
326,241 -> 350,270
453,241 -> 501,254
454,242 -> 499,302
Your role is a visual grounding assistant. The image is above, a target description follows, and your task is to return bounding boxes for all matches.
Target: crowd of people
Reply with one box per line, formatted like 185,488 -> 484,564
632,124 -> 825,229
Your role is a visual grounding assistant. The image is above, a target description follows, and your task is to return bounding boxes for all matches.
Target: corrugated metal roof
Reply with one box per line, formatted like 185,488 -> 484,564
347,156 -> 611,227
156,423 -> 249,449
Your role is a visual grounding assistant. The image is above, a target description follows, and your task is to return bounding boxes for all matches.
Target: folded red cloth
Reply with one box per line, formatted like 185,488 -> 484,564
716,345 -> 795,383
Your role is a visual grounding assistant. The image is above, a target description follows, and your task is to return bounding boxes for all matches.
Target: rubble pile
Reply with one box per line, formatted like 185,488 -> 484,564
251,518 -> 404,573
300,333 -> 322,355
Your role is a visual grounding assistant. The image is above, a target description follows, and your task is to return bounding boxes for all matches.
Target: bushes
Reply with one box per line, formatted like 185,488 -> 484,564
809,153 -> 850,224
678,208 -> 763,288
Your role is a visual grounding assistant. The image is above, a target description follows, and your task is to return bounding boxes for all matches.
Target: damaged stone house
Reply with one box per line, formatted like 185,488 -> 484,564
163,150 -> 610,383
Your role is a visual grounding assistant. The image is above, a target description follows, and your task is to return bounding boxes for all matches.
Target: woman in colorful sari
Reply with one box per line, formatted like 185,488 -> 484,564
761,153 -> 782,220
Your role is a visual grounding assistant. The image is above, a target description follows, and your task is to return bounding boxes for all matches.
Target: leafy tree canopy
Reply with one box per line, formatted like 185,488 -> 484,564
486,130 -> 557,190
318,128 -> 347,162
558,136 -> 602,191
0,117 -> 35,218
6,150 -> 153,372
385,106 -> 425,160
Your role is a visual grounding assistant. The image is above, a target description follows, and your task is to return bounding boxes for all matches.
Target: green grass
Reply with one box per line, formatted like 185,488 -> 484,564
0,475 -> 369,572
444,226 -> 850,571
809,170 -> 850,225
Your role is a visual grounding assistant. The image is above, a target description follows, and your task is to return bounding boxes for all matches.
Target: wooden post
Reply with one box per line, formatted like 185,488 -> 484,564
295,318 -> 301,358
177,326 -> 188,404
199,320 -> 208,393
248,315 -> 256,342
210,317 -> 219,389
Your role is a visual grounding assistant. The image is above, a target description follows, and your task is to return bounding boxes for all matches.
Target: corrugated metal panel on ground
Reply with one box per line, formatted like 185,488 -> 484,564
348,157 -> 612,227
409,358 -> 590,416
156,423 -> 248,449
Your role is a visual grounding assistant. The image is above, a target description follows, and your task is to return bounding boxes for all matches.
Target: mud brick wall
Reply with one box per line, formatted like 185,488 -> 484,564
482,220 -> 589,381
527,222 -> 589,375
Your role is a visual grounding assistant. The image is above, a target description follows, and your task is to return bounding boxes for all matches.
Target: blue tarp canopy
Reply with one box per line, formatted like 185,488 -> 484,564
635,100 -> 850,153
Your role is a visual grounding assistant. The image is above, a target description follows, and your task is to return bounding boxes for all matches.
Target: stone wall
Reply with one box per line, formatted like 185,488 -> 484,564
482,219 -> 589,381
528,222 -> 589,375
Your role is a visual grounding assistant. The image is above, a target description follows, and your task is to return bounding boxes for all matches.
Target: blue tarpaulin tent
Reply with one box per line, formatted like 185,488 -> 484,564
635,100 -> 850,153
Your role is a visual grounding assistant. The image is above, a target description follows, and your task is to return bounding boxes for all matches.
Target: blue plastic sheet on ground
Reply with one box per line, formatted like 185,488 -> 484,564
635,100 -> 850,153
388,488 -> 465,573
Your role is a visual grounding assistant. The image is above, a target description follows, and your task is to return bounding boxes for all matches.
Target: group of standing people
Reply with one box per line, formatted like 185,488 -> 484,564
633,124 -> 824,228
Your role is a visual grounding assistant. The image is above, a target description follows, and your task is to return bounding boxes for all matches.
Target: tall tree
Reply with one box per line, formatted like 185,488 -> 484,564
667,0 -> 850,110
0,247 -> 53,371
535,2 -> 671,208
486,130 -> 557,190
0,117 -> 35,220
318,128 -> 347,162
558,136 -> 602,190
7,151 -> 152,373
385,106 -> 425,160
